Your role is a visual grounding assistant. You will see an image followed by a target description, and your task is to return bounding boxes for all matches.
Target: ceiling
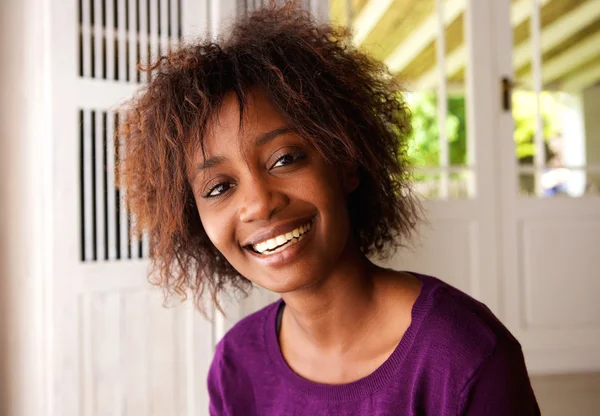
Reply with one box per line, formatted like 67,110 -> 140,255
330,0 -> 600,93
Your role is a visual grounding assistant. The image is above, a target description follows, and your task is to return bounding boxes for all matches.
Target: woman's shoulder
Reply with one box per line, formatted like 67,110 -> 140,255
411,273 -> 521,372
212,298 -> 280,363
208,300 -> 280,405
395,274 -> 538,413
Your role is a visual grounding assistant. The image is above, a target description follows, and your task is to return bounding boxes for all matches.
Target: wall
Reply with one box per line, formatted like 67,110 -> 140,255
532,372 -> 600,416
0,0 -> 50,414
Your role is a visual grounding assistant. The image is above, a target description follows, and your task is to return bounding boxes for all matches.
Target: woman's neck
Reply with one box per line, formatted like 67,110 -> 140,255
279,241 -> 382,353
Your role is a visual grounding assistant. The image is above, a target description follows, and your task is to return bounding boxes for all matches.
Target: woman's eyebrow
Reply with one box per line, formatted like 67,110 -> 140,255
256,127 -> 291,146
196,155 -> 227,171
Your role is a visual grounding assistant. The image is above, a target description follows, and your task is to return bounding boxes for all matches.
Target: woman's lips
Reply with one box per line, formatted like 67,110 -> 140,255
242,215 -> 316,248
250,219 -> 313,254
245,217 -> 316,267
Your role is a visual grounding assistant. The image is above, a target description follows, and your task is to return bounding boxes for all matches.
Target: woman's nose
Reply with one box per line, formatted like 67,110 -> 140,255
238,178 -> 289,223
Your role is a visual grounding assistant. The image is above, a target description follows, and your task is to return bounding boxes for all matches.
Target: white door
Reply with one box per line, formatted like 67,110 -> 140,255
378,0 -> 504,317
493,0 -> 600,373
50,1 -> 236,415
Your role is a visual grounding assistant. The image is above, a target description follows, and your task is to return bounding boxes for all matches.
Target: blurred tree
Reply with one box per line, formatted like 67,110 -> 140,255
512,91 -> 560,165
406,92 -> 467,168
406,90 -> 562,170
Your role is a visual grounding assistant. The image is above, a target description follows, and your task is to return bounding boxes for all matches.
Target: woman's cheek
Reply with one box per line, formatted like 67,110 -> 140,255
200,210 -> 235,254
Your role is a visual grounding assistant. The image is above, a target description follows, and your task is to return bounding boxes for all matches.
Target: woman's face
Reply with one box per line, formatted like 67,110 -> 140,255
189,89 -> 358,293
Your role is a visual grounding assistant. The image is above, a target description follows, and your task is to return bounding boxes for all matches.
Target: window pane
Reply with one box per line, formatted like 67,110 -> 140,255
405,92 -> 468,169
414,173 -> 442,199
341,0 -> 445,172
520,168 -> 600,198
449,171 -> 473,199
512,0 -> 600,198
330,0 -> 473,200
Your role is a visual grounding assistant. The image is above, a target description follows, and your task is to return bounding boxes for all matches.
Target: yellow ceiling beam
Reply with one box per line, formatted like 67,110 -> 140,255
563,62 -> 600,92
385,0 -> 466,74
413,0 -> 551,91
352,0 -> 395,45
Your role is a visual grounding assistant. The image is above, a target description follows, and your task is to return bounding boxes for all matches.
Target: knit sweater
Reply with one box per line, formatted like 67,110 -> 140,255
208,274 -> 540,415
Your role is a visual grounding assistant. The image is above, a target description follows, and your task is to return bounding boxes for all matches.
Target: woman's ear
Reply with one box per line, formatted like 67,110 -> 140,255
342,164 -> 360,195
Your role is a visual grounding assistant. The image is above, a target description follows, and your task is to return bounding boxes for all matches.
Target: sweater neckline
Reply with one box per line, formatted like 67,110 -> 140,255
263,273 -> 437,402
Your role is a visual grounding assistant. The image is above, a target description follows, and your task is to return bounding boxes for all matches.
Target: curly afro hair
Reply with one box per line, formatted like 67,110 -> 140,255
118,3 -> 421,313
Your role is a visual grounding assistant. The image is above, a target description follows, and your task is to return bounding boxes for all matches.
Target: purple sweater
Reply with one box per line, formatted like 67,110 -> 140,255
208,274 -> 540,415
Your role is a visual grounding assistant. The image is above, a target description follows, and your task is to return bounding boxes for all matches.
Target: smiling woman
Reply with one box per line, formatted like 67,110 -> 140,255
117,3 -> 540,416
118,3 -> 418,308
189,87 -> 369,293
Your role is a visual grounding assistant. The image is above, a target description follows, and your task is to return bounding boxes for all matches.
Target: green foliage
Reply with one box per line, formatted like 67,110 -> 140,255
406,92 -> 467,168
406,90 -> 563,169
512,91 -> 562,164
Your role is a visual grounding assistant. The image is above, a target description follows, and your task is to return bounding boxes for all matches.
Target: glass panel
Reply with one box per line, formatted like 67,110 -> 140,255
512,91 -> 558,166
513,0 -> 600,198
405,92 -> 468,169
406,92 -> 440,168
330,0 -> 472,200
521,168 -> 600,197
413,170 -> 475,199
518,172 -> 536,197
449,171 -> 473,199
585,171 -> 600,196
413,173 -> 442,199
447,94 -> 468,167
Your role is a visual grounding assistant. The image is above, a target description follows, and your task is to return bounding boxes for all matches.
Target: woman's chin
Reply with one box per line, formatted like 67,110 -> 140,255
253,273 -> 324,296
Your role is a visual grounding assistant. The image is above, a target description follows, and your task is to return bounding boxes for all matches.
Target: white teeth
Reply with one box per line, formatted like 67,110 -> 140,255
265,237 -> 296,254
251,221 -> 313,254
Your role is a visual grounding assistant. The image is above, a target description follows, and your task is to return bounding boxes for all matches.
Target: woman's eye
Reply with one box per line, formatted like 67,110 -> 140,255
205,182 -> 234,198
272,151 -> 305,169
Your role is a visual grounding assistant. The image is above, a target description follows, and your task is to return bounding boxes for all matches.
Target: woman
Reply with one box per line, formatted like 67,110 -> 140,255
119,4 -> 540,415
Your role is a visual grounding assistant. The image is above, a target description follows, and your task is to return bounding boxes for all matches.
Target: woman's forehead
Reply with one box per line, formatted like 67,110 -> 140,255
202,89 -> 288,153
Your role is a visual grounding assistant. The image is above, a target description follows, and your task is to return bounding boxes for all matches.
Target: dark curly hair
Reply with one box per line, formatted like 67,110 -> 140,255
118,3 -> 421,313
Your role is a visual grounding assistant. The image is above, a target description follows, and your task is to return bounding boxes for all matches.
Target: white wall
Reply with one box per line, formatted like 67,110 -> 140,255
0,0 -> 50,415
532,372 -> 600,416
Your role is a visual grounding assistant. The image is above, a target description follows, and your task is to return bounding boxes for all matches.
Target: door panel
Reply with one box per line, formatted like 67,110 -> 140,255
494,0 -> 600,373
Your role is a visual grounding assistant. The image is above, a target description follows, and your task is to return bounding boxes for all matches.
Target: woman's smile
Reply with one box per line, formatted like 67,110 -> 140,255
243,216 -> 317,268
